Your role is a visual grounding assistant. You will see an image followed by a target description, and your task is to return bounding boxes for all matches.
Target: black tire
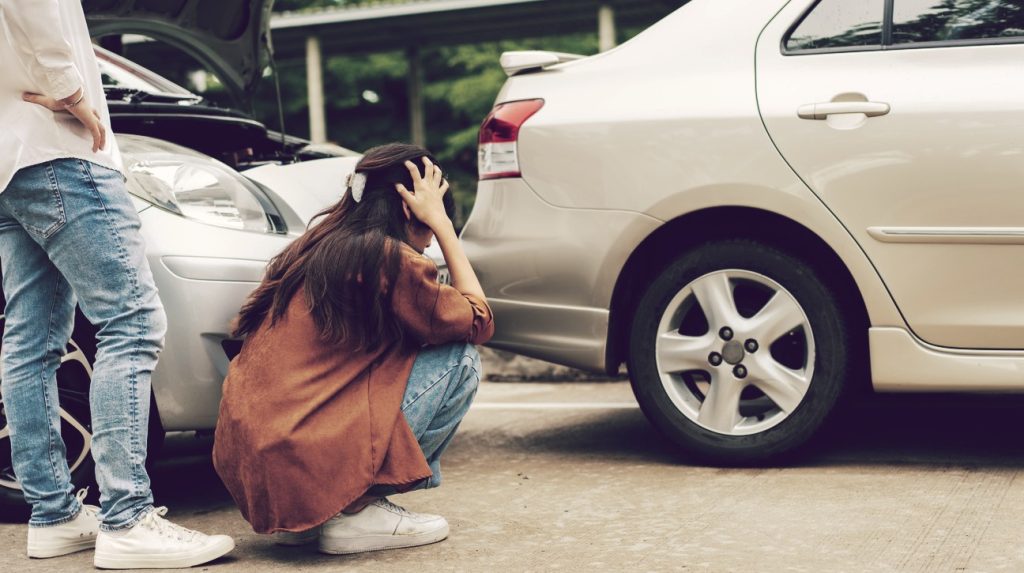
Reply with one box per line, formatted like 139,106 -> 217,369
627,239 -> 855,464
0,308 -> 165,521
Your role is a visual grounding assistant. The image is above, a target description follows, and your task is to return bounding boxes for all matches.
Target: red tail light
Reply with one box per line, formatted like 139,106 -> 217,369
478,99 -> 544,180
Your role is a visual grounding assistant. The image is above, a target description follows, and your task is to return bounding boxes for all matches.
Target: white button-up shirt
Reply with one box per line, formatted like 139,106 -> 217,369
0,0 -> 122,193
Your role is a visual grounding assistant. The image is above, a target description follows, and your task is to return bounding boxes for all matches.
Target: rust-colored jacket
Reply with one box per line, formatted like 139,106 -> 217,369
212,245 -> 494,533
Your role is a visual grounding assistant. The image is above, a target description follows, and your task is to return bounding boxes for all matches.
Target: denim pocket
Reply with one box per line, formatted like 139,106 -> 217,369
1,161 -> 68,241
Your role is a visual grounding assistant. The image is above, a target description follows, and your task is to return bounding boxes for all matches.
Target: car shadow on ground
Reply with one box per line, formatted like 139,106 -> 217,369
814,393 -> 1024,468
7,391 -> 1024,526
152,393 -> 1024,512
484,394 -> 1024,470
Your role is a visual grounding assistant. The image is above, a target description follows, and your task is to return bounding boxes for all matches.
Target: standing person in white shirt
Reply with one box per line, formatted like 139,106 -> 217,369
0,0 -> 234,568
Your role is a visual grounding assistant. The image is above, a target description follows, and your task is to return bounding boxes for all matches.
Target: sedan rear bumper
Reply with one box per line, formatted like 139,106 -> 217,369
485,298 -> 610,372
462,178 -> 660,373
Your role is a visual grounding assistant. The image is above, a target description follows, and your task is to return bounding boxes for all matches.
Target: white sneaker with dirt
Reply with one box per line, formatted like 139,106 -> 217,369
318,498 -> 449,555
93,507 -> 234,569
27,490 -> 100,558
272,526 -> 321,546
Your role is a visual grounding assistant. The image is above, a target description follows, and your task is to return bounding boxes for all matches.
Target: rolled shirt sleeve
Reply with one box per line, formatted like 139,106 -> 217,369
393,247 -> 495,347
5,0 -> 83,100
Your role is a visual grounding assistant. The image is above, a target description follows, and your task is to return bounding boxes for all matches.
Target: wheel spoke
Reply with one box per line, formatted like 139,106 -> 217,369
690,272 -> 741,329
657,332 -> 714,374
748,357 -> 810,414
697,375 -> 745,433
748,291 -> 805,345
62,342 -> 93,376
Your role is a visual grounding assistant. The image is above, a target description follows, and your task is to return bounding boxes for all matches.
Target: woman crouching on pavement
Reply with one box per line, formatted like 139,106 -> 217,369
212,143 -> 494,554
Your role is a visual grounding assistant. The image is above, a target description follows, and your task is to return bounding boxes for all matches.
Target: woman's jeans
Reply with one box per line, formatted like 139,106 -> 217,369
371,342 -> 481,497
0,159 -> 166,531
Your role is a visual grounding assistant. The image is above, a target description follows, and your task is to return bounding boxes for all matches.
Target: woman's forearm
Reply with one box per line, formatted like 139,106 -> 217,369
433,222 -> 486,301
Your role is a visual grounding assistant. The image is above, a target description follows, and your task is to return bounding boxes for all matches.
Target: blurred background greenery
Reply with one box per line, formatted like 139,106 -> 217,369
120,0 -> 663,225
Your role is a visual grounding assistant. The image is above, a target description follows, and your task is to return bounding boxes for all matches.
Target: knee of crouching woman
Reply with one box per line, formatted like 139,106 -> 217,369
460,344 -> 482,394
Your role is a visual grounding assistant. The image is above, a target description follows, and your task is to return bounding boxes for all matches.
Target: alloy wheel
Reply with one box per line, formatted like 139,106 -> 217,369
654,270 -> 815,436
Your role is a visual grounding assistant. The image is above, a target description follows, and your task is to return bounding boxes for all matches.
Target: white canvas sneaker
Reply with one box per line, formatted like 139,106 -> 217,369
272,526 -> 321,546
27,489 -> 100,558
318,498 -> 449,555
93,507 -> 234,569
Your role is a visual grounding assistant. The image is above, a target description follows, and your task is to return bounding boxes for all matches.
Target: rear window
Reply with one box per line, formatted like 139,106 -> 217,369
786,0 -> 885,51
893,0 -> 1024,44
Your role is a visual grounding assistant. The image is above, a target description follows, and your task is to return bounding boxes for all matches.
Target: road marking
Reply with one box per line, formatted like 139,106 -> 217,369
472,402 -> 639,410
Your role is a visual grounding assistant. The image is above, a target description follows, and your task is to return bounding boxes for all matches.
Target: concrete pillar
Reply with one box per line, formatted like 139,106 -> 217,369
407,46 -> 426,147
598,4 -> 617,52
305,35 -> 327,144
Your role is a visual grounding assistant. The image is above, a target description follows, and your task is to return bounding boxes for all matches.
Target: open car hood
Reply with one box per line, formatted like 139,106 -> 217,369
83,0 -> 272,107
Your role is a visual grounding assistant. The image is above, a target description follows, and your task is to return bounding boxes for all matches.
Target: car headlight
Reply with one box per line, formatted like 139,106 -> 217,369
118,134 -> 284,233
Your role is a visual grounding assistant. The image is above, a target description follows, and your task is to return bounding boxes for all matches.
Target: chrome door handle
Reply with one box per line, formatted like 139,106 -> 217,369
797,101 -> 890,120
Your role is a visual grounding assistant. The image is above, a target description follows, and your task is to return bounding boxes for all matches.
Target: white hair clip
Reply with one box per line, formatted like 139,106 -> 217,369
346,172 -> 367,203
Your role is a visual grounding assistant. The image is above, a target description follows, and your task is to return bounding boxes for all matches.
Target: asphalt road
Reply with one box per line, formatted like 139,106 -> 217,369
4,382 -> 1024,572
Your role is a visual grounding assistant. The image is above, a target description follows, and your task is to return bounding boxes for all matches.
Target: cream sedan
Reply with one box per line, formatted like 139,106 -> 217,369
462,0 -> 1024,462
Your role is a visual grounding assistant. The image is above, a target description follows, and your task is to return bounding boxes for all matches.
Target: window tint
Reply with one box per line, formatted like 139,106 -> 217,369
786,0 -> 885,51
894,0 -> 1024,44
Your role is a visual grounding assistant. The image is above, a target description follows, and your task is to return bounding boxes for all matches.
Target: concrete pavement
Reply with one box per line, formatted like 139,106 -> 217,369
3,382 -> 1024,572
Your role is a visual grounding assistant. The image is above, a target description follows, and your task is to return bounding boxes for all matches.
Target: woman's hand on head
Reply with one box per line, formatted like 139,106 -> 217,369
394,157 -> 451,232
397,158 -> 485,302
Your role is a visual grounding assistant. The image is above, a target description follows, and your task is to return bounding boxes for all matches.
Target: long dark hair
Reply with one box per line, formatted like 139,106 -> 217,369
233,143 -> 455,351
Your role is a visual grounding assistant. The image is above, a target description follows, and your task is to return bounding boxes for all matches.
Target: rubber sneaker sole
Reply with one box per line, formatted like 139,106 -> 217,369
28,536 -> 97,559
93,536 -> 235,569
318,523 -> 449,555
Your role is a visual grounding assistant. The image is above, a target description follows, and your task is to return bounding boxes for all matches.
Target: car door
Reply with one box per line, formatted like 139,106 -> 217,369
756,0 -> 1024,350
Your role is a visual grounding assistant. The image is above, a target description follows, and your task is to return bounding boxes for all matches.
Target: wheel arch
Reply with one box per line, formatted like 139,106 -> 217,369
605,206 -> 871,381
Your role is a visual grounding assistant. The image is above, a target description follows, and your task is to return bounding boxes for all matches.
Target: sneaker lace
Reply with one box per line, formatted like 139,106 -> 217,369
140,507 -> 202,542
75,488 -> 99,518
374,498 -> 412,517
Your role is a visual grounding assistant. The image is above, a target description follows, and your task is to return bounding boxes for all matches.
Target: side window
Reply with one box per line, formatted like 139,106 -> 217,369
893,1 -> 1024,44
786,0 -> 885,52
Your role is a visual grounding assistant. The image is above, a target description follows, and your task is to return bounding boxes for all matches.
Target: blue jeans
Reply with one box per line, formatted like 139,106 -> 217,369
371,342 -> 481,497
0,159 -> 166,531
